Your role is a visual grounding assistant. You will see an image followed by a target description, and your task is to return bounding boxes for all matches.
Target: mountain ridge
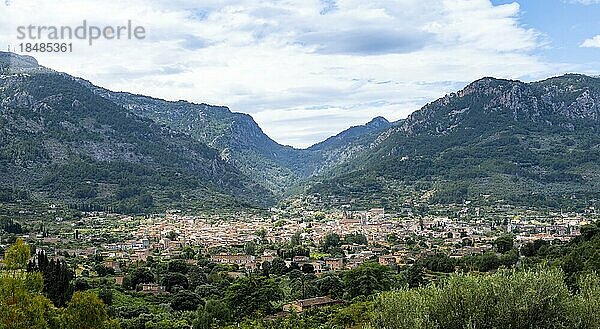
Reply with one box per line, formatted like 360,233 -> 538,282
0,52 -> 276,212
79,73 -> 392,194
306,74 -> 600,210
4,51 -> 600,211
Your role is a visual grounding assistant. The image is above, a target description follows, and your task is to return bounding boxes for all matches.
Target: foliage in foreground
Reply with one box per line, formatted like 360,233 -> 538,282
366,268 -> 600,329
239,268 -> 600,329
0,239 -> 119,329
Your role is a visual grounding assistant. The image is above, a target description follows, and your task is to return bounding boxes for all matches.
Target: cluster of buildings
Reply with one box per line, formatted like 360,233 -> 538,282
14,206 -> 590,283
77,207 -> 587,275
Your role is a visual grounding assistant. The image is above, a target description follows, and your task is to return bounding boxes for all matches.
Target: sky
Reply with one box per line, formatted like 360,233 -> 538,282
1,0 -> 600,148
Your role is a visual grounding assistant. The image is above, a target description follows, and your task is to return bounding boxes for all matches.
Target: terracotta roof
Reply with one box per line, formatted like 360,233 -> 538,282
296,296 -> 338,307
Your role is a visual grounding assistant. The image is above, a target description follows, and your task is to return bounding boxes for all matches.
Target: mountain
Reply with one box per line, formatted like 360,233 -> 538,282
309,116 -> 392,152
78,85 -> 310,195
82,83 -> 394,194
0,52 -> 274,212
304,116 -> 396,174
307,74 -> 600,210
8,51 -> 595,212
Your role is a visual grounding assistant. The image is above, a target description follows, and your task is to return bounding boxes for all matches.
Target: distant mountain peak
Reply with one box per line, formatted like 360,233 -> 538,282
398,73 -> 600,138
366,116 -> 390,127
0,51 -> 39,69
535,73 -> 600,87
458,76 -> 523,97
308,116 -> 393,153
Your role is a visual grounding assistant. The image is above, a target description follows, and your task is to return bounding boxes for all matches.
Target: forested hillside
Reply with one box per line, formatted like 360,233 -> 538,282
0,52 -> 274,212
308,75 -> 600,210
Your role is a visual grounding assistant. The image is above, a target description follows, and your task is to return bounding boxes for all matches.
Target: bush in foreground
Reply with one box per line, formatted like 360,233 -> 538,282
366,268 -> 600,329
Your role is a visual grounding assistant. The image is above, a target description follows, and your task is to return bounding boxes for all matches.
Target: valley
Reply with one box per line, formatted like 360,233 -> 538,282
2,51 -> 600,328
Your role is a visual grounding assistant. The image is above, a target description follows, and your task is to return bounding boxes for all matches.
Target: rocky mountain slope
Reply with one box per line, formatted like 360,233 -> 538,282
78,85 -> 306,195
308,74 -> 600,210
306,116 -> 394,168
83,83 -> 392,195
0,52 -> 274,212
4,51 -> 599,212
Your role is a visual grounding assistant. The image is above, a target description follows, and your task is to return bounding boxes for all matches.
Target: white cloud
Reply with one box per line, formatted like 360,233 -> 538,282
581,35 -> 600,48
0,0 -> 562,147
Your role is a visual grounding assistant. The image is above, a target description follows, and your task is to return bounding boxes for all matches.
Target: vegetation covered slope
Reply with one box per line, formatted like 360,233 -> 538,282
77,85 -> 307,195
305,116 -> 395,174
0,52 -> 274,212
84,84 -> 395,195
308,74 -> 600,210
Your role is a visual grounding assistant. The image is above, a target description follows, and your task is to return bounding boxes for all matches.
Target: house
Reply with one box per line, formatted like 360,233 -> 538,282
244,261 -> 258,272
340,217 -> 361,225
141,283 -> 166,294
261,249 -> 278,262
311,261 -> 325,274
211,253 -> 255,265
283,296 -> 342,312
104,260 -> 120,272
325,258 -> 344,271
378,255 -> 397,266
292,256 -> 310,264
346,256 -> 365,269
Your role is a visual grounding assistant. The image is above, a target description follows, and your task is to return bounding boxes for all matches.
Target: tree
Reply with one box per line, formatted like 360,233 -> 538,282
494,235 -> 514,254
580,222 -> 600,241
313,212 -> 326,221
421,253 -> 455,273
193,299 -> 231,329
0,218 -> 24,234
261,261 -> 271,276
287,271 -> 318,300
60,291 -> 118,329
244,242 -> 257,256
367,268 -> 586,329
290,231 -> 302,247
145,319 -> 188,329
343,262 -> 392,299
279,245 -> 310,260
161,272 -> 189,292
225,276 -> 283,319
301,263 -> 315,274
29,251 -> 75,307
98,288 -> 113,306
0,240 -> 56,329
126,267 -> 154,290
171,290 -> 203,311
289,262 -> 300,271
478,252 -> 500,272
321,233 -> 341,254
188,268 -> 208,290
194,284 -> 221,299
404,263 -> 425,288
167,259 -> 189,274
73,278 -> 91,291
93,264 -> 114,277
499,248 -> 519,267
270,258 -> 288,275
3,238 -> 30,270
181,246 -> 196,260
344,232 -> 368,245
316,273 -> 344,298
521,241 -> 537,257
